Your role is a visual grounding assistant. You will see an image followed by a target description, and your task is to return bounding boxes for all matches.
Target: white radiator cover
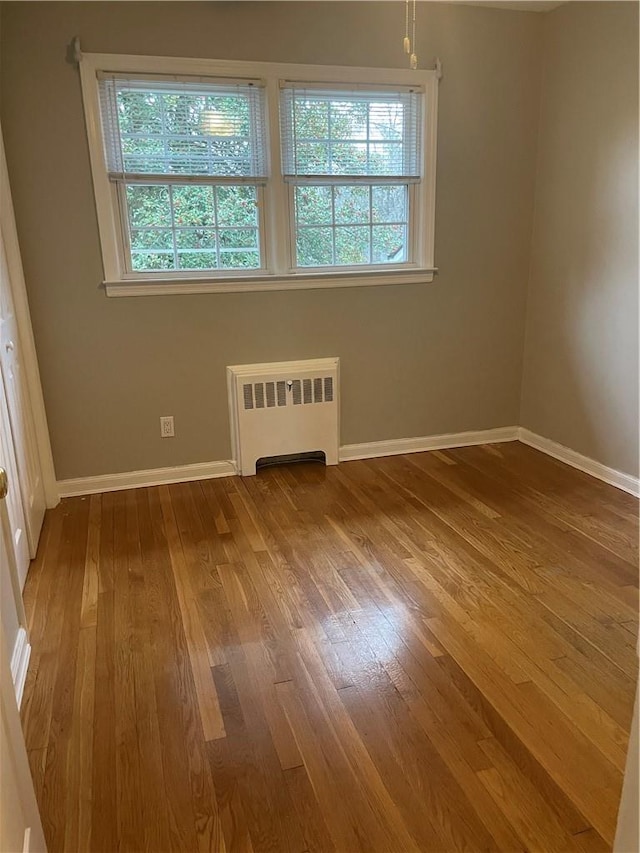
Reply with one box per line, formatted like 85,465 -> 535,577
227,358 -> 340,476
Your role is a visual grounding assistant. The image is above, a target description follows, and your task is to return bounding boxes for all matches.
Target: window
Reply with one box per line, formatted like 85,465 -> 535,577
80,55 -> 438,295
98,76 -> 267,274
280,85 -> 421,270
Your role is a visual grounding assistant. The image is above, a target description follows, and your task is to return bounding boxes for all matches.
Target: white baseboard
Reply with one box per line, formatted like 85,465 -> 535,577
55,425 -> 638,499
339,426 -> 520,462
10,627 -> 31,709
58,460 -> 237,497
518,428 -> 640,497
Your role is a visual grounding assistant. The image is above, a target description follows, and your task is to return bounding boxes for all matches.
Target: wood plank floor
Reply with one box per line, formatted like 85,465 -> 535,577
21,441 -> 639,853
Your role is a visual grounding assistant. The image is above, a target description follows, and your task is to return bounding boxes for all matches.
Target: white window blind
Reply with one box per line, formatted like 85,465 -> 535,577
98,74 -> 269,181
280,83 -> 422,181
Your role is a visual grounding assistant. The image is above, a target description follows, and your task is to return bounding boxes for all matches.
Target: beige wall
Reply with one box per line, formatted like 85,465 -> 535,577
521,1 -> 639,477
0,2 -> 542,480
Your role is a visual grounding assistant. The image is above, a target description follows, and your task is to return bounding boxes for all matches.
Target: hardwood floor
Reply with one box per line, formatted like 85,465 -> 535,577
21,441 -> 639,853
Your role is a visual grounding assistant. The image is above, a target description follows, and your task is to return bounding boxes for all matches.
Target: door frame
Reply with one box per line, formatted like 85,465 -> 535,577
0,487 -> 29,704
0,123 -> 58,509
0,363 -> 31,589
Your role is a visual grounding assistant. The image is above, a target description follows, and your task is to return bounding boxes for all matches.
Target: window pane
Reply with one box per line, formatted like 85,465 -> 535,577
334,186 -> 369,224
165,92 -> 250,137
172,185 -> 215,226
294,142 -> 330,174
293,183 -> 408,269
296,227 -> 333,267
126,185 -> 172,227
166,138 -> 210,175
131,252 -> 175,272
105,81 -> 268,177
369,103 -> 404,140
294,99 -> 329,138
216,186 -> 258,227
130,229 -> 173,251
125,182 -> 261,273
369,142 -> 403,175
372,224 -> 407,263
336,226 -> 370,265
330,142 -> 368,175
282,89 -> 421,177
295,186 -> 332,225
372,185 -> 407,223
330,101 -> 367,140
208,139 -> 253,178
220,251 -> 260,270
178,251 -> 218,270
219,229 -> 259,250
122,137 -> 165,173
117,91 -> 164,135
175,229 -> 216,250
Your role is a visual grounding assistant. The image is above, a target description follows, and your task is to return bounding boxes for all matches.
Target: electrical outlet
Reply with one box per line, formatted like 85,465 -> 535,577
160,416 -> 174,438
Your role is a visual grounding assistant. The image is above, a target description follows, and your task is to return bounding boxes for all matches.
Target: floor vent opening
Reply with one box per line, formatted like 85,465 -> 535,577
256,451 -> 327,471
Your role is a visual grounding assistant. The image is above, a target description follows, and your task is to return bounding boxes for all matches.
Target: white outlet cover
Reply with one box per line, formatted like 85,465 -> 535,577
160,416 -> 174,437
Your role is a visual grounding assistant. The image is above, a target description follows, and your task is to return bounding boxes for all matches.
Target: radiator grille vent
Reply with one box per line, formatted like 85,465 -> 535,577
243,377 -> 334,409
243,384 -> 253,410
303,379 -> 312,404
254,383 -> 265,409
324,376 -> 333,402
265,381 -> 276,408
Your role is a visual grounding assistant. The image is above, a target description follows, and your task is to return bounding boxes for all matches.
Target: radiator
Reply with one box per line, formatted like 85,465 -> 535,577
227,358 -> 340,476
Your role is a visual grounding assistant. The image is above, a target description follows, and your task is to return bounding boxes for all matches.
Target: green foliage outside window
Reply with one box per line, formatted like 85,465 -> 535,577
127,184 -> 259,272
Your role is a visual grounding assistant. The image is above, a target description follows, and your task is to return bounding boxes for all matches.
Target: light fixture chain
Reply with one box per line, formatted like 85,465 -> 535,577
403,0 -> 411,55
410,0 -> 418,69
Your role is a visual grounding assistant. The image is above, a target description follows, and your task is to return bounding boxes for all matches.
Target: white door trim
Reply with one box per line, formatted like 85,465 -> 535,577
0,493 -> 28,703
0,124 -> 58,508
0,578 -> 46,852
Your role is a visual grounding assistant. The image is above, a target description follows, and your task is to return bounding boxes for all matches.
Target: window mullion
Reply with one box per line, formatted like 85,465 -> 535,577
265,77 -> 289,275
116,181 -> 133,274
408,182 -> 417,265
211,186 -> 222,270
366,103 -> 371,174
330,184 -> 337,265
289,184 -> 299,269
327,101 -> 333,175
368,184 -> 373,264
160,92 -> 170,173
168,184 -> 179,271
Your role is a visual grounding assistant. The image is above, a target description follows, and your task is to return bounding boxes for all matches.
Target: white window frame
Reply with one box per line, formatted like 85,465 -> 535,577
79,52 -> 439,297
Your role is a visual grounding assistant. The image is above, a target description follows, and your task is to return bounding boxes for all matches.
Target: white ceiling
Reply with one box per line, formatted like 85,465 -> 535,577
213,0 -> 566,9
84,0 -> 567,10
449,1 -> 565,10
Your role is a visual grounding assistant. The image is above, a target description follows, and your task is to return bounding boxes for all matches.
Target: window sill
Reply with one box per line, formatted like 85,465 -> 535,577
103,267 -> 437,297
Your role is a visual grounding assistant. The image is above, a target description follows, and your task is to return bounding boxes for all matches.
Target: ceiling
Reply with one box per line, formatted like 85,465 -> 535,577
449,2 -> 565,10
219,0 -> 567,9
95,0 -> 568,10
